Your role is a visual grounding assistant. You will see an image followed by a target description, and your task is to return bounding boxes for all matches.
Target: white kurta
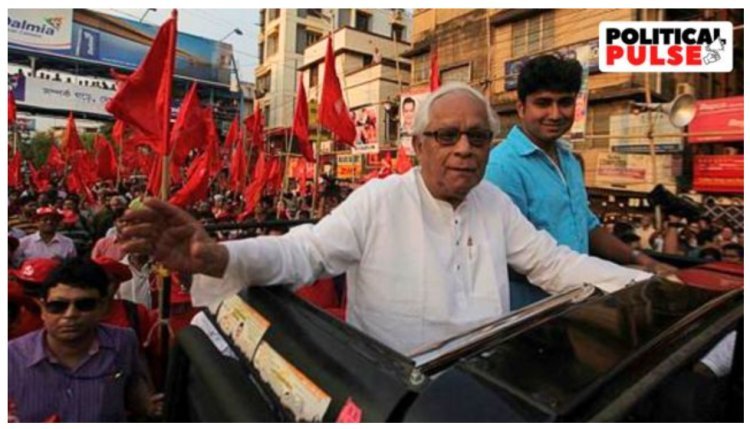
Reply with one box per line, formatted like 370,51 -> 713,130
192,168 -> 651,354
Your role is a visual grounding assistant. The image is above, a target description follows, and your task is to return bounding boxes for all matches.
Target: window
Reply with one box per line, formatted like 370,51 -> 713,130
355,11 -> 371,32
267,32 -> 279,56
441,63 -> 471,84
338,9 -> 351,28
306,31 -> 322,47
263,105 -> 270,127
267,9 -> 280,22
296,26 -> 322,54
511,11 -> 554,57
307,9 -> 323,18
363,54 -> 374,67
296,25 -> 307,54
413,53 -> 430,83
309,63 -> 319,88
258,42 -> 264,63
391,23 -> 405,42
257,72 -> 271,95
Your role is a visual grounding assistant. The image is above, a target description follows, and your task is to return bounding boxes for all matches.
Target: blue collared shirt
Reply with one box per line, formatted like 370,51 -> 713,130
8,325 -> 149,422
484,125 -> 600,254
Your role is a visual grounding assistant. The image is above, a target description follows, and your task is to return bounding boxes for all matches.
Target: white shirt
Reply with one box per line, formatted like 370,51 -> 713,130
192,168 -> 650,355
15,232 -> 77,265
116,256 -> 153,309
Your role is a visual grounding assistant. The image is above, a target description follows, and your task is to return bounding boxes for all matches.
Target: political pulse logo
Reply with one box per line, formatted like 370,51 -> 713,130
599,21 -> 733,72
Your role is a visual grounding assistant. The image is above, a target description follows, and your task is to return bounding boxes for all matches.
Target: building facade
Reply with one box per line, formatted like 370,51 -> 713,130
256,8 -> 411,138
402,9 -> 743,199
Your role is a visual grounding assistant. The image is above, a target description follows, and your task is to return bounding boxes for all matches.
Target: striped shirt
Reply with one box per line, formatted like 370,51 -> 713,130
8,325 -> 150,422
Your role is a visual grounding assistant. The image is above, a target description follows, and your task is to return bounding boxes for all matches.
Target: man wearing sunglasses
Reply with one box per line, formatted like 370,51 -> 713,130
484,55 -> 668,310
120,82 -> 650,356
8,258 -> 160,422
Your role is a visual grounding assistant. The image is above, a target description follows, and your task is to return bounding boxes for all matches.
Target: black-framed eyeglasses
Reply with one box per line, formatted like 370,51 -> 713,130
422,128 -> 493,147
44,298 -> 100,314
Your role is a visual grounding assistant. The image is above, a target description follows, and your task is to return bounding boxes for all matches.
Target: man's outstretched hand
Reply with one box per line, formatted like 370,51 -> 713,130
119,198 -> 229,278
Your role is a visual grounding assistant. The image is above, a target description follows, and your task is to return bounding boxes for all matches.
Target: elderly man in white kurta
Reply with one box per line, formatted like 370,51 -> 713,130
120,82 -> 651,355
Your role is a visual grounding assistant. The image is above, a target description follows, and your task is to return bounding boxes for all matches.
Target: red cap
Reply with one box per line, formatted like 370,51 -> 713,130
35,206 -> 63,220
11,258 -> 61,284
92,256 -> 132,283
8,280 -> 39,310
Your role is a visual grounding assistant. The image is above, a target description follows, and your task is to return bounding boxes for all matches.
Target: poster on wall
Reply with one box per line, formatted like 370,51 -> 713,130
399,90 -> 429,155
350,105 -> 379,155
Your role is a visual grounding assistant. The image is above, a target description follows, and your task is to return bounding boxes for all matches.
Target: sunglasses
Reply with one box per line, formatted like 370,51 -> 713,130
422,128 -> 493,147
43,298 -> 100,314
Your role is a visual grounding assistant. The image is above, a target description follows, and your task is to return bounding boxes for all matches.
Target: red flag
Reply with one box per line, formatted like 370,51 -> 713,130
169,153 -> 210,207
112,120 -> 126,147
292,74 -> 314,162
95,134 -> 118,181
105,10 -> 177,156
61,112 -> 84,158
294,159 -> 308,197
45,144 -> 65,174
29,164 -> 51,192
203,107 -> 222,176
266,156 -> 283,194
146,157 -> 162,197
8,91 -> 17,125
70,150 -> 98,186
9,150 -> 22,187
429,46 -> 441,92
318,35 -> 356,145
228,141 -> 247,193
170,82 -> 206,166
395,146 -> 413,174
224,116 -> 240,148
244,103 -> 265,149
238,151 -> 269,220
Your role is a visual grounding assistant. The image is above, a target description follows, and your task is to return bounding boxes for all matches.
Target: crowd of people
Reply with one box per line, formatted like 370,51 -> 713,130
7,172 -> 353,422
602,213 -> 744,264
7,54 -> 740,422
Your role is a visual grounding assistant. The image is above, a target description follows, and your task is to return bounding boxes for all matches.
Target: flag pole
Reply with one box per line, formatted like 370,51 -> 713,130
156,10 -> 178,383
312,125 -> 321,217
281,128 -> 293,194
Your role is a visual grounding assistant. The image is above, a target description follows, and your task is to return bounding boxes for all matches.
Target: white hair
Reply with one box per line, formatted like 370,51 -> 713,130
411,82 -> 502,141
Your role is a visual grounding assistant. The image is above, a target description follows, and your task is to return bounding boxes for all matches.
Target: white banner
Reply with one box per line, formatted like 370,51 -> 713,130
13,76 -> 114,116
8,9 -> 74,50
609,112 -> 683,153
594,152 -> 680,192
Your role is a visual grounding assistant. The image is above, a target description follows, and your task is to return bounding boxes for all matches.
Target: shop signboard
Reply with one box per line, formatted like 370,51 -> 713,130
693,154 -> 743,193
687,96 -> 744,144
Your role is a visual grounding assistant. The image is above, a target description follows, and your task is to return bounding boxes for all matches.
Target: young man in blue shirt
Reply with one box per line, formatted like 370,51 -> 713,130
484,54 -> 665,309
